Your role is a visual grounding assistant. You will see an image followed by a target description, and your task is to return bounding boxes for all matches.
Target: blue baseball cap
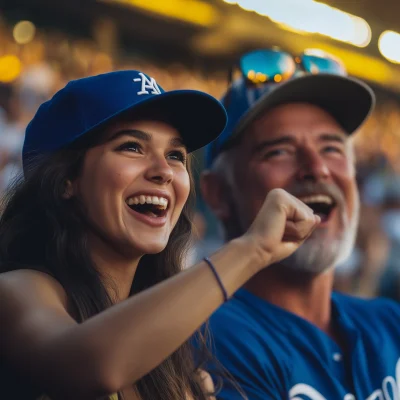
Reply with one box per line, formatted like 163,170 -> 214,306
205,73 -> 375,167
23,70 -> 227,171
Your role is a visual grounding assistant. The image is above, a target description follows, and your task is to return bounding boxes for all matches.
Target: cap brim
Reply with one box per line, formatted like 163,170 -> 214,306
83,89 -> 227,154
232,74 -> 375,140
133,90 -> 227,152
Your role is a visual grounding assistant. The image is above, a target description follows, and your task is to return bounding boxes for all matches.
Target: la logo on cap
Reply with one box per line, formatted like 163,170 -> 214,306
133,72 -> 161,95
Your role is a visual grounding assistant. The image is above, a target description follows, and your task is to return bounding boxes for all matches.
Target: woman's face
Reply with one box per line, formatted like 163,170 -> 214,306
70,118 -> 190,258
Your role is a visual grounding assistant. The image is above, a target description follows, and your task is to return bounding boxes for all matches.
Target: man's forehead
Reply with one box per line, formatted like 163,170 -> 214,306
243,103 -> 347,144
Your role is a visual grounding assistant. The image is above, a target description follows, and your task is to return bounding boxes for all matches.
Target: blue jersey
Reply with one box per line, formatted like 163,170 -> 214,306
207,288 -> 400,400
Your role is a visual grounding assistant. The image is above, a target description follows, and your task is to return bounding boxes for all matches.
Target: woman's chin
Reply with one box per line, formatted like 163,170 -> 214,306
131,240 -> 168,256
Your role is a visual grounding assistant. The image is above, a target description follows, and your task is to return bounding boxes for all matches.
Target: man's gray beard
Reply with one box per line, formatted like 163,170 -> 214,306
279,194 -> 360,274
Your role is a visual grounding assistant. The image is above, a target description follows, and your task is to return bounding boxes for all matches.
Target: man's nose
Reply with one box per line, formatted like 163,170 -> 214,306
296,148 -> 330,182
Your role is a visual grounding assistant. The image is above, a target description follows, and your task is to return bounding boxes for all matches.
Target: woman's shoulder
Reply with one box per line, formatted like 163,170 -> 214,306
0,269 -> 69,333
0,267 -> 55,280
0,270 -> 77,400
0,269 -> 65,298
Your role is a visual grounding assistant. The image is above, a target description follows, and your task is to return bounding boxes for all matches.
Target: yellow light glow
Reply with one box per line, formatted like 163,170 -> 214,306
255,72 -> 267,82
274,74 -> 282,82
13,20 -> 36,45
305,42 -> 396,87
379,31 -> 400,64
101,0 -> 217,27
0,55 -> 22,83
247,70 -> 256,80
221,0 -> 371,48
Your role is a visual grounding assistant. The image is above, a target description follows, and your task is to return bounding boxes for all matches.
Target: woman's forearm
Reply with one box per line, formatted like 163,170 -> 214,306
44,237 -> 264,398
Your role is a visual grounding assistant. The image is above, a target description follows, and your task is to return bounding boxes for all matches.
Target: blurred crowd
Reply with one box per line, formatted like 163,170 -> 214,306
0,14 -> 400,301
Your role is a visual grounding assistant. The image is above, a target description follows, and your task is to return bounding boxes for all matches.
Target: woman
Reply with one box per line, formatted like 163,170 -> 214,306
0,70 -> 319,400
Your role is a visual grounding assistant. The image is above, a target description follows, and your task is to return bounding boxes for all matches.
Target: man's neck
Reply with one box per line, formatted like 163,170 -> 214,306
244,264 -> 335,335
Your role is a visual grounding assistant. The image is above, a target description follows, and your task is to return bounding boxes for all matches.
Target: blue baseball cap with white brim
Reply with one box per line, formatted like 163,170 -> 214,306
23,70 -> 228,172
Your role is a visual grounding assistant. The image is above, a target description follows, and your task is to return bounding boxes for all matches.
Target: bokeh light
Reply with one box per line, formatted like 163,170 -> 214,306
13,20 -> 36,45
223,0 -> 371,47
378,31 -> 400,64
0,55 -> 22,82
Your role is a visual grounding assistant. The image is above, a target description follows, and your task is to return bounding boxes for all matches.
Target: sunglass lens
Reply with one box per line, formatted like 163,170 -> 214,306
302,54 -> 347,76
240,49 -> 295,84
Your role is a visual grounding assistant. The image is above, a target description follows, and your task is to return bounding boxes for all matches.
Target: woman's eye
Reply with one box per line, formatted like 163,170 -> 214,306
117,141 -> 142,153
168,151 -> 187,164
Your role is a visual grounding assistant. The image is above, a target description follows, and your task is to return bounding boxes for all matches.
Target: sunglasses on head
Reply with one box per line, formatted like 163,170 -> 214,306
229,48 -> 347,86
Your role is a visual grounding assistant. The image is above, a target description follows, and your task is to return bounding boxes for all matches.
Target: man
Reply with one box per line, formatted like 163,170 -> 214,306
200,51 -> 400,399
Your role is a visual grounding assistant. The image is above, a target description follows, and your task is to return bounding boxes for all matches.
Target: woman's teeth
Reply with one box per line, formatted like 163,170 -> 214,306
126,195 -> 168,209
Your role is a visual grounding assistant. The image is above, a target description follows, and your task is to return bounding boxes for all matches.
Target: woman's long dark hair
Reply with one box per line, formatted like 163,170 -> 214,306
0,128 -> 214,399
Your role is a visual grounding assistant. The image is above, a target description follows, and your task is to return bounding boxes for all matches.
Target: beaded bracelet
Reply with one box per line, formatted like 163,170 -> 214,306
203,257 -> 228,302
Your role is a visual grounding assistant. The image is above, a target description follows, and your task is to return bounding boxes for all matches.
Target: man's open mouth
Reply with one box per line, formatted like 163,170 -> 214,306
298,194 -> 336,222
126,195 -> 169,218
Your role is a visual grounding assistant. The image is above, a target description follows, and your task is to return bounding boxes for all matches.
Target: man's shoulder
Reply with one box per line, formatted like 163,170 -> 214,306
208,290 -> 260,338
209,290 -> 400,337
333,291 -> 400,313
333,292 -> 400,328
208,289 -> 291,356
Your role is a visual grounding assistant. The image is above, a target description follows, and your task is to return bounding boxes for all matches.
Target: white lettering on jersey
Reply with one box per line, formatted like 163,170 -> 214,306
288,358 -> 400,400
289,384 -> 327,400
133,72 -> 161,95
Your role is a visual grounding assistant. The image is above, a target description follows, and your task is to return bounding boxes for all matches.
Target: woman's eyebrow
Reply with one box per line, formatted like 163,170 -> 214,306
109,129 -> 152,142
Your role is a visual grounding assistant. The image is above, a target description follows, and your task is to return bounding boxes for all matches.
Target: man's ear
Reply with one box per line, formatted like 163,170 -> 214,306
200,170 -> 231,221
62,180 -> 75,199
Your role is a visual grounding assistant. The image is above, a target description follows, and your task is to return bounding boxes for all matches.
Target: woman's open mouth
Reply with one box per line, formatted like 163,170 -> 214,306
126,195 -> 169,219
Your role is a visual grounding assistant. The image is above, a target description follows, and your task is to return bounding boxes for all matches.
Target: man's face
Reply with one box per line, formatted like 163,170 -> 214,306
219,102 -> 359,273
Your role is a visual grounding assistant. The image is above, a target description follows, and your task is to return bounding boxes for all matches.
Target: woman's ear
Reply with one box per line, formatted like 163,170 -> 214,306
62,180 -> 75,199
200,170 -> 231,221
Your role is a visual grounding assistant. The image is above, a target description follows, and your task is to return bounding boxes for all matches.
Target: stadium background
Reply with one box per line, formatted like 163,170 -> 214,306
1,0 -> 400,299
